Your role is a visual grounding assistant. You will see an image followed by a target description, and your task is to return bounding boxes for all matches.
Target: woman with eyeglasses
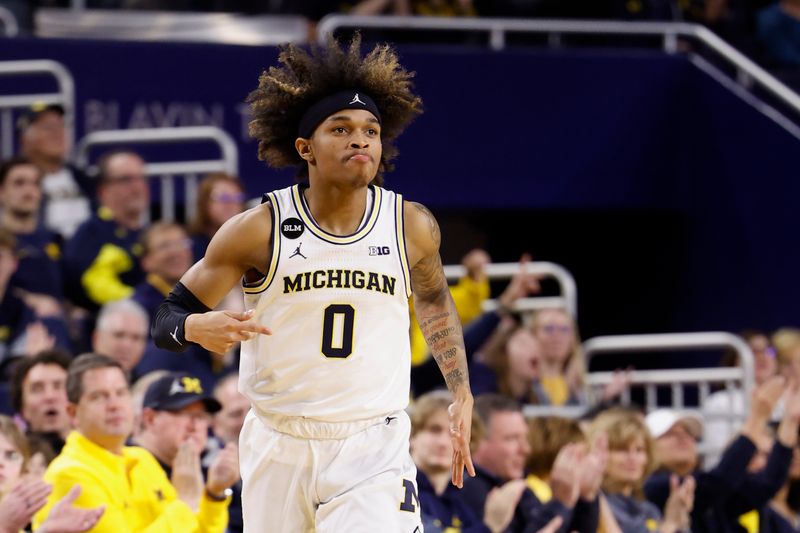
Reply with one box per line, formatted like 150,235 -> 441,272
0,415 -> 103,533
528,308 -> 589,406
188,173 -> 247,262
528,308 -> 630,407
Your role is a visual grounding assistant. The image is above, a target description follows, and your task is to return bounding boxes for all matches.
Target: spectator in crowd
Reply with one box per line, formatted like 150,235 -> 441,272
704,330 -> 778,465
410,389 -> 517,532
763,425 -> 800,532
0,414 -> 104,533
474,323 -> 543,402
0,229 -> 68,362
62,150 -> 148,311
134,372 -> 229,475
210,372 -> 248,447
773,328 -> 800,381
129,369 -> 170,438
758,0 -> 800,67
646,409 -> 704,477
644,375 -> 800,533
92,299 -> 148,375
589,407 -> 695,533
528,308 -> 586,406
460,394 -> 601,532
188,173 -> 246,261
529,308 -> 629,406
525,416 -> 586,503
0,157 -> 64,300
645,377 -> 791,533
207,372 -> 247,533
132,222 -> 194,321
33,353 -> 230,532
133,372 -> 238,531
10,350 -> 72,457
16,103 -> 92,239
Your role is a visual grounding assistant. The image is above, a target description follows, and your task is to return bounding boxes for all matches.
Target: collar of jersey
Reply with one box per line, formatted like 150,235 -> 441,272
291,184 -> 381,245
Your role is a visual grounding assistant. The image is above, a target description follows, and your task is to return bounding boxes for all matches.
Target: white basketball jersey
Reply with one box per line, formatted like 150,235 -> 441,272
239,184 -> 412,423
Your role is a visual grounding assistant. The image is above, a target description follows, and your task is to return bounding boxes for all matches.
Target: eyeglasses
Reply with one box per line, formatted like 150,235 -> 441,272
755,347 -> 777,359
211,192 -> 245,204
105,174 -> 146,186
151,238 -> 192,254
540,324 -> 573,335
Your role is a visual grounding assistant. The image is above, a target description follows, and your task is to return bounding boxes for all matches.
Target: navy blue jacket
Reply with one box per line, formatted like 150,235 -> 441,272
11,225 -> 63,299
417,469 -> 490,533
62,209 -> 144,310
645,435 -> 791,533
458,465 -> 598,533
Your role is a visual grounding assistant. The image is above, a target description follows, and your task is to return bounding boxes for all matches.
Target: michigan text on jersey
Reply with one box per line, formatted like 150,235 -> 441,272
283,269 -> 397,295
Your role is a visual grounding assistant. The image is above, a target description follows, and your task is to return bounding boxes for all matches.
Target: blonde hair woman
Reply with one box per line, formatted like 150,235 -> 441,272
0,415 -> 103,533
589,408 -> 695,533
529,308 -> 630,406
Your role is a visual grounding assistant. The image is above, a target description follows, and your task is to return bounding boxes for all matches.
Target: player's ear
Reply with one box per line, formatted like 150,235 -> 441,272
295,137 -> 315,164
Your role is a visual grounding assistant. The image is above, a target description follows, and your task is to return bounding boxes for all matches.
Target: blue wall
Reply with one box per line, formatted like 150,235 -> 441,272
1,37 -> 798,338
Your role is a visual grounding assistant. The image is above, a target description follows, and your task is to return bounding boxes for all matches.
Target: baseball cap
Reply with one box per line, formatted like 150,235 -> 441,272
645,408 -> 703,439
142,372 -> 222,414
16,102 -> 65,134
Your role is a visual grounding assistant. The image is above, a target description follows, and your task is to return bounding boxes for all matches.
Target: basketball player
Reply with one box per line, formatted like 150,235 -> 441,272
152,36 -> 475,532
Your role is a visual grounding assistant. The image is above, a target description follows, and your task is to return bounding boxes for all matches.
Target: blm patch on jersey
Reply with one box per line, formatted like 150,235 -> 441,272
281,218 -> 304,239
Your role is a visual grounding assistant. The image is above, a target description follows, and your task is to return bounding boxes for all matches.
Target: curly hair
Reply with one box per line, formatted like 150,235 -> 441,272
246,35 -> 423,186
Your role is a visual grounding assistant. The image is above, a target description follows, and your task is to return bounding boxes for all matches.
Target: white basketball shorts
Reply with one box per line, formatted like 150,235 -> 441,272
239,408 -> 423,533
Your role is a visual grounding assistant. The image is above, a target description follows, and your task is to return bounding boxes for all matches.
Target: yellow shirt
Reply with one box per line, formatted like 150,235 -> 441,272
33,431 -> 229,533
526,474 -> 552,503
540,375 -> 570,406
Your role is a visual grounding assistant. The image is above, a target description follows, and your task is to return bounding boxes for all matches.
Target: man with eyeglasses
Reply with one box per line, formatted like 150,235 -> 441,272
132,222 -> 194,321
132,222 -> 227,390
133,372 -> 239,518
62,150 -> 149,311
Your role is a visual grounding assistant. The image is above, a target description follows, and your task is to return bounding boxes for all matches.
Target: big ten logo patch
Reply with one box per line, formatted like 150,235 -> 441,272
369,246 -> 391,256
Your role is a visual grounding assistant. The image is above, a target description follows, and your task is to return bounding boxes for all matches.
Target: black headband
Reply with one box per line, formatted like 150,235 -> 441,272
297,90 -> 382,138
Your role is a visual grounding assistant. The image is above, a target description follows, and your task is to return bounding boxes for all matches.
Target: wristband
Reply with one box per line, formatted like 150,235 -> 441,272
205,487 -> 233,502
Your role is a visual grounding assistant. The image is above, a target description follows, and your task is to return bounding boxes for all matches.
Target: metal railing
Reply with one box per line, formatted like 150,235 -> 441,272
317,16 -> 800,123
0,5 -> 19,37
584,331 -> 754,411
522,331 -> 754,461
585,332 -> 754,460
443,261 -> 577,317
0,60 -> 75,159
74,126 -> 239,222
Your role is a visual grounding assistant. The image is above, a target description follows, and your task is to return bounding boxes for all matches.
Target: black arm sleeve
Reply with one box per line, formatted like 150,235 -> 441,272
151,282 -> 212,353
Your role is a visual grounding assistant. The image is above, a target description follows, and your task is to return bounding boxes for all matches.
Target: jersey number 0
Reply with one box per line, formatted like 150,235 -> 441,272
321,304 -> 355,358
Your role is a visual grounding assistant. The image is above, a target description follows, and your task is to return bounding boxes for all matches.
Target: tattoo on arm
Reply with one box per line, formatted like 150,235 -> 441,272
410,203 -> 470,394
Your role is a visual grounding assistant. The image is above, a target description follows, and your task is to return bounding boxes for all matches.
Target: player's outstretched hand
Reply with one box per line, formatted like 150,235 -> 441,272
448,392 -> 476,488
186,309 -> 271,354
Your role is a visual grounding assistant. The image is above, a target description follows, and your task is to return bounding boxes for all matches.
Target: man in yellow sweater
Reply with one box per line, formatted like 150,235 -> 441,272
33,353 -> 231,532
